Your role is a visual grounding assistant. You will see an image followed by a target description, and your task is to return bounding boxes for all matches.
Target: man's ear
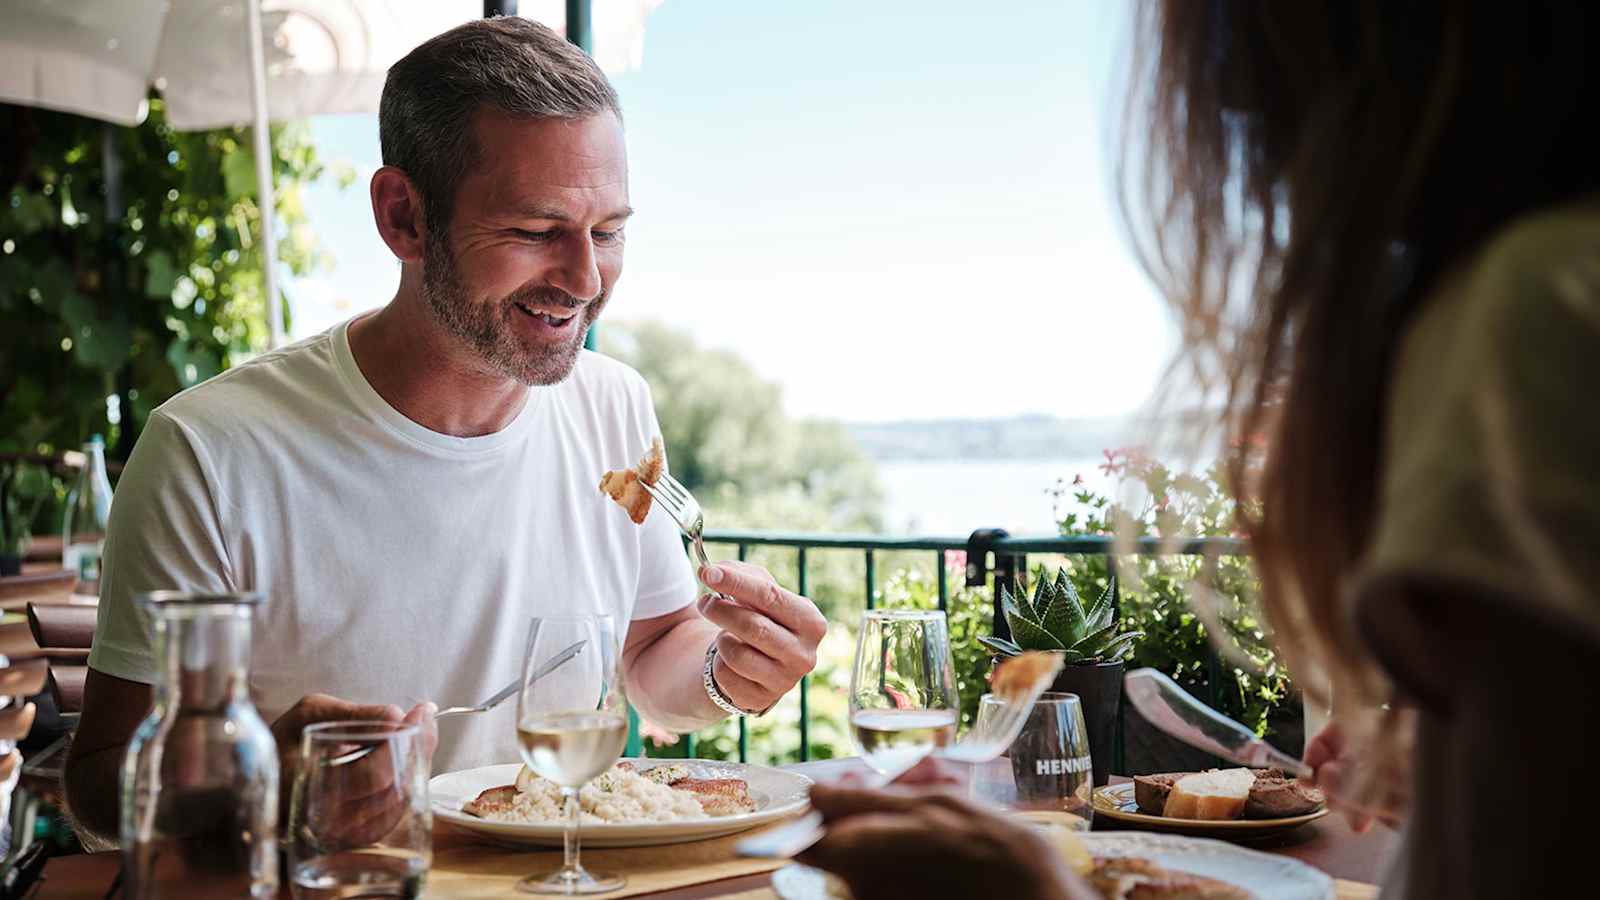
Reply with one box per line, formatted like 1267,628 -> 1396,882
371,166 -> 429,264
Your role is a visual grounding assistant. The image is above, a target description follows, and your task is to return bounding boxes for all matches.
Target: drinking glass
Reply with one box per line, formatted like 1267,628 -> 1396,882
289,721 -> 431,899
848,609 -> 960,776
515,614 -> 628,895
982,692 -> 1093,827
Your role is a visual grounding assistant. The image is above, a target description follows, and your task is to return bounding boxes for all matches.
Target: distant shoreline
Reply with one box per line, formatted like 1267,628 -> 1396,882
846,415 -> 1137,463
873,457 -> 1107,535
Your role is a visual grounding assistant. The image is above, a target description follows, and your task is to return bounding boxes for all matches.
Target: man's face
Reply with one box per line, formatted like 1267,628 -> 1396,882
420,110 -> 629,386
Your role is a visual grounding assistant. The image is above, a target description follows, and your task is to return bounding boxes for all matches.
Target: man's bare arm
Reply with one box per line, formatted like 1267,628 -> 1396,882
623,605 -> 724,733
624,563 -> 826,735
64,667 -> 153,840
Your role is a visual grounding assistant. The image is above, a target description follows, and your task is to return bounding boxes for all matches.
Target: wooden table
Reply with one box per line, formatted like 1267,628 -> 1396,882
31,758 -> 1392,898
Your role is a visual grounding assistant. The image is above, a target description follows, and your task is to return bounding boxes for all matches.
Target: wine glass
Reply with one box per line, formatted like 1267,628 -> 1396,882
515,614 -> 628,895
848,609 -> 960,776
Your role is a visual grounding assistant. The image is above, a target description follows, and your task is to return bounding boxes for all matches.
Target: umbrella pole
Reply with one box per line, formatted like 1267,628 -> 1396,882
245,0 -> 283,349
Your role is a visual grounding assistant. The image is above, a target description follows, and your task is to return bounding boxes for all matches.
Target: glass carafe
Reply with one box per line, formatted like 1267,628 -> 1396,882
122,592 -> 279,899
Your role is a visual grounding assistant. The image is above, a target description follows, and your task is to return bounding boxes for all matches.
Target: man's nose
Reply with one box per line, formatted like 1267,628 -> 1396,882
548,231 -> 603,302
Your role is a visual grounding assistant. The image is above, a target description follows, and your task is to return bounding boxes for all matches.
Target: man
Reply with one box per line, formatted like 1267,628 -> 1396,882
63,17 -> 825,839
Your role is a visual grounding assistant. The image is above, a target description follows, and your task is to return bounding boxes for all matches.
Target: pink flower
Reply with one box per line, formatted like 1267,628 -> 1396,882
1098,448 -> 1122,476
944,550 -> 968,574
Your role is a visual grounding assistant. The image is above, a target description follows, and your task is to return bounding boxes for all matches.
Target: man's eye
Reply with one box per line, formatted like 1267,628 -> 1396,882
514,229 -> 556,242
593,228 -> 624,244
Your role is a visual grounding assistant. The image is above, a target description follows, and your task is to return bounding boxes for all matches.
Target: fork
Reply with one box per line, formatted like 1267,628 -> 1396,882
325,639 -> 586,767
734,659 -> 1062,859
639,473 -> 721,594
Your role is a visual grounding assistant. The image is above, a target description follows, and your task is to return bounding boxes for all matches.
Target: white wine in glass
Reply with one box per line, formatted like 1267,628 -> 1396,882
848,609 -> 960,776
849,707 -> 959,775
515,615 -> 627,895
517,711 -> 629,788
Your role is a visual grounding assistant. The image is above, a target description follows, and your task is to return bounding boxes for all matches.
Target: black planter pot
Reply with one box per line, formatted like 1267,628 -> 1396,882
1049,660 -> 1123,787
0,553 -> 21,577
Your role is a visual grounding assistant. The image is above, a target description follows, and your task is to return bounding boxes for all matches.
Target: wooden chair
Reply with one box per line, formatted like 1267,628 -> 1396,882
22,604 -> 93,718
0,570 -> 76,613
19,536 -> 62,567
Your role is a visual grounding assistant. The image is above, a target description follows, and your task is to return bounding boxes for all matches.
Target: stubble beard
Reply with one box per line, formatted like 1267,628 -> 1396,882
419,236 -> 605,386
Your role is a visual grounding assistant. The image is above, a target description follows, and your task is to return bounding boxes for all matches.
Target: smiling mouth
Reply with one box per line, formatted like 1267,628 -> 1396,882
513,301 -> 579,328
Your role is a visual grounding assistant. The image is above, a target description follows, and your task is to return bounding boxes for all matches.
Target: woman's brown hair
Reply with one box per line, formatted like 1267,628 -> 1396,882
1123,1 -> 1600,714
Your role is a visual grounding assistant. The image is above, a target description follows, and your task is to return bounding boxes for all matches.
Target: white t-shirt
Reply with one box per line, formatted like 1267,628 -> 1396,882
89,318 -> 697,774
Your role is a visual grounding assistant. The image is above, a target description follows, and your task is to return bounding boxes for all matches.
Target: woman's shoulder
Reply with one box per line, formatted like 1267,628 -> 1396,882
1477,196 -> 1600,266
1397,197 -> 1600,394
1454,196 -> 1600,328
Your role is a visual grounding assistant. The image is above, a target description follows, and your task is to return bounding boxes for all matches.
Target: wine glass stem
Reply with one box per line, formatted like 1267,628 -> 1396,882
562,786 -> 582,877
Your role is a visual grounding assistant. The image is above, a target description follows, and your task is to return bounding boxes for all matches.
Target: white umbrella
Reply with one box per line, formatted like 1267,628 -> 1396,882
0,0 -> 662,346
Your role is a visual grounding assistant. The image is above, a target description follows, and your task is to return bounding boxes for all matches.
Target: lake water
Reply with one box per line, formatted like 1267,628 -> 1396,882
873,458 -> 1107,536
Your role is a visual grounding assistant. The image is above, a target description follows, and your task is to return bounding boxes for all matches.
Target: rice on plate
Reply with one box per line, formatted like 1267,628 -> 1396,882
464,762 -> 756,825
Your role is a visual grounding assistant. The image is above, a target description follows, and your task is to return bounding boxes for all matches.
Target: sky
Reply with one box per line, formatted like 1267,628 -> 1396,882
288,0 -> 1173,424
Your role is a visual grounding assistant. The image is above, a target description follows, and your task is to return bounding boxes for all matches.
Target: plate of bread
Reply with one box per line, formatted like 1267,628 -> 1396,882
1092,767 -> 1327,837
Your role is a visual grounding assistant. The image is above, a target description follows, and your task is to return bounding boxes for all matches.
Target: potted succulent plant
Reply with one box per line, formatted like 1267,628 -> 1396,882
980,568 -> 1142,787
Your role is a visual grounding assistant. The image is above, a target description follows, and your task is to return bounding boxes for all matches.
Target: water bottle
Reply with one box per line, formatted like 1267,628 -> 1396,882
62,434 -> 113,595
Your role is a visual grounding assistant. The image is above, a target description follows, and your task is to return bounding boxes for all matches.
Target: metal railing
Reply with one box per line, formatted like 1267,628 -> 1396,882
675,529 -> 1250,768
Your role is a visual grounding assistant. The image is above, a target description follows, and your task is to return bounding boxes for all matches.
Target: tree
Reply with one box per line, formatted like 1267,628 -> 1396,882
0,98 -> 343,539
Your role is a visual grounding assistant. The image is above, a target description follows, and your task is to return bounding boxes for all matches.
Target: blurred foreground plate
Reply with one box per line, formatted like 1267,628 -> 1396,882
773,831 -> 1333,900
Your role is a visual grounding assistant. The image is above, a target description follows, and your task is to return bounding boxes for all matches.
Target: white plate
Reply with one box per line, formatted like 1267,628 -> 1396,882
1082,832 -> 1334,899
771,832 -> 1334,900
430,758 -> 812,848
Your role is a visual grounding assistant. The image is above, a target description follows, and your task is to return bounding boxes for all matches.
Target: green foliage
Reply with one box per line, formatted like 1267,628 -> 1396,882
1051,450 -> 1293,739
0,98 -> 340,481
0,457 -> 53,557
980,568 -> 1141,664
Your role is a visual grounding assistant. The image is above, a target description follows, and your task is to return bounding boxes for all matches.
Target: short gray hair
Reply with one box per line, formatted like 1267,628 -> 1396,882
379,17 -> 621,233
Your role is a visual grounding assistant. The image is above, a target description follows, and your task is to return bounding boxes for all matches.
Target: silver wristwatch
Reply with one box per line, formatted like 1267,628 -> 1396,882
703,642 -> 772,717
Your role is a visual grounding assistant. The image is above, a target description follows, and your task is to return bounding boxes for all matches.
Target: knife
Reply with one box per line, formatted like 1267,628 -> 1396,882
1123,667 -> 1311,778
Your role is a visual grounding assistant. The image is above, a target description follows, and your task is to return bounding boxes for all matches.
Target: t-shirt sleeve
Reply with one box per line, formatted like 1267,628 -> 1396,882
1354,213 -> 1600,698
628,385 -> 698,622
89,410 -> 236,683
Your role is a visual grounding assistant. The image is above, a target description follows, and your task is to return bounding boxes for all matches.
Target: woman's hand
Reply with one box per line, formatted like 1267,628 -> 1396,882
1303,718 -> 1408,832
798,768 -> 1097,900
